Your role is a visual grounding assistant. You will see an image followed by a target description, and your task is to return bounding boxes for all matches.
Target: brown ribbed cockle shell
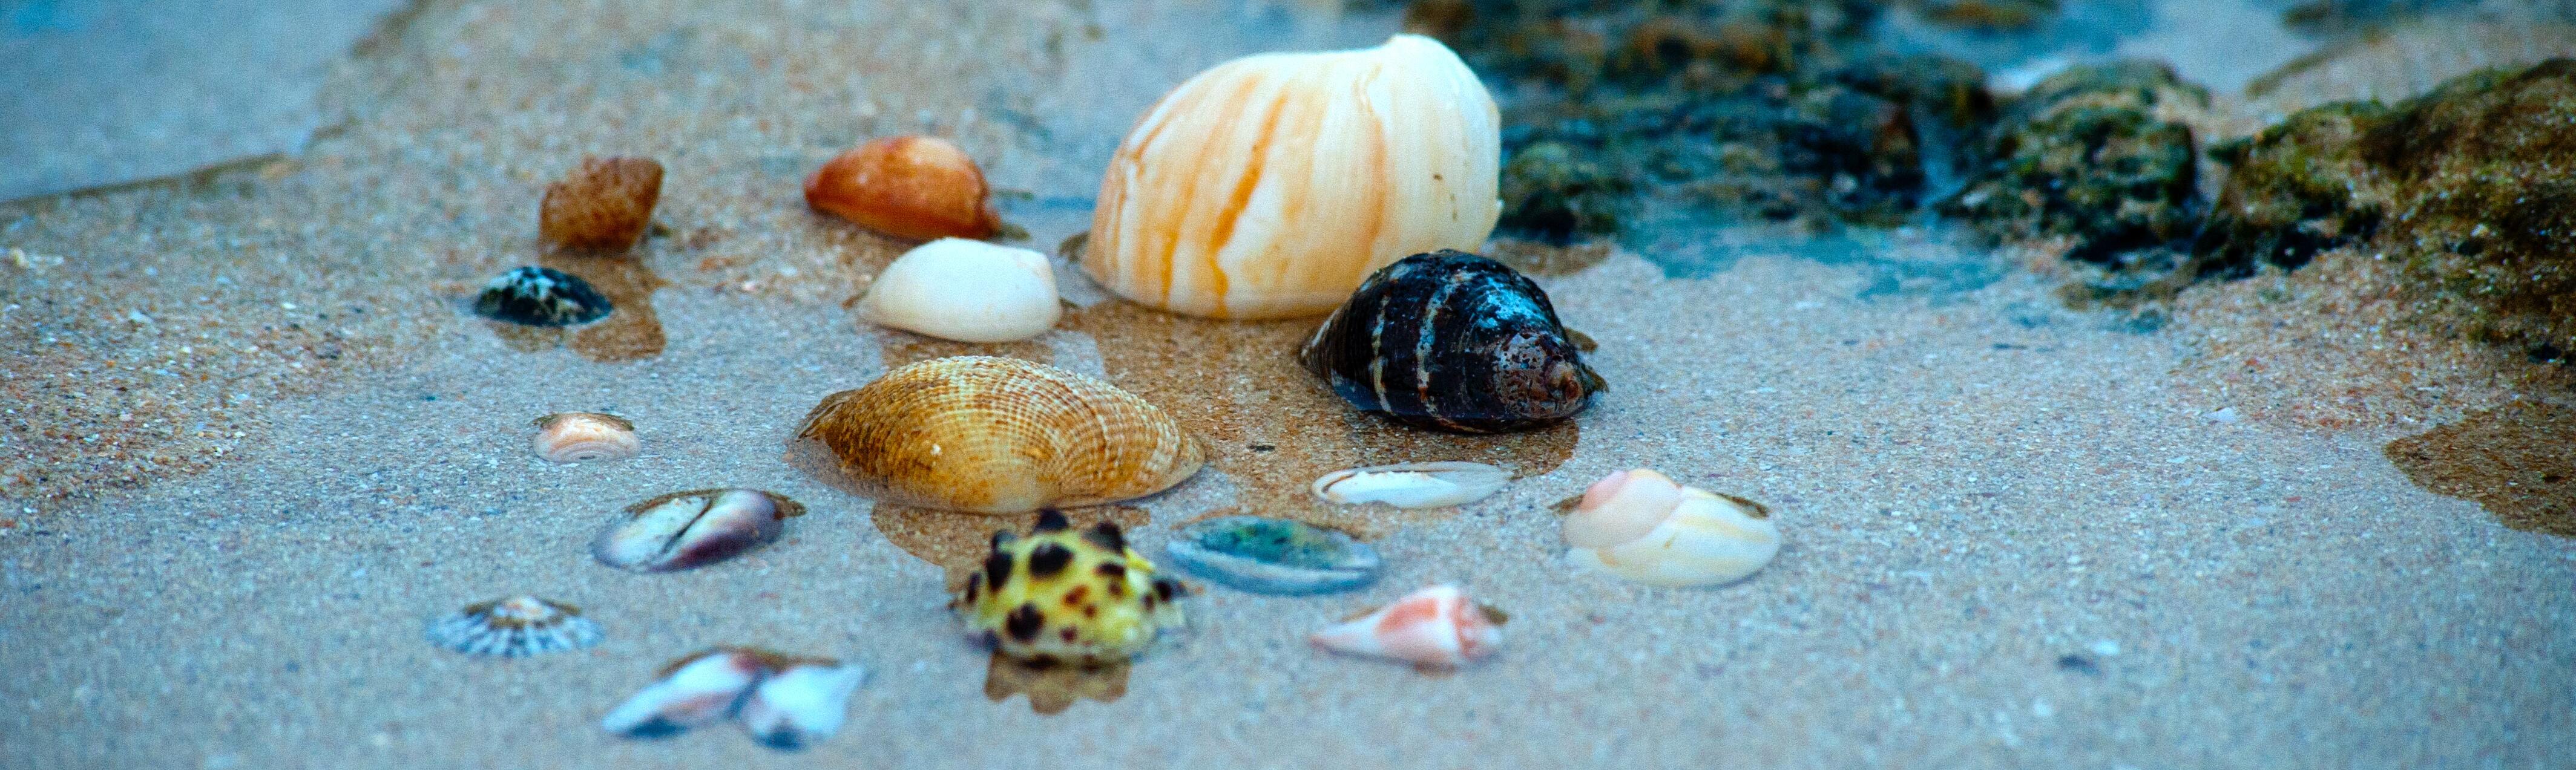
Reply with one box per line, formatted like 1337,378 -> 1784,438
796,356 -> 1203,514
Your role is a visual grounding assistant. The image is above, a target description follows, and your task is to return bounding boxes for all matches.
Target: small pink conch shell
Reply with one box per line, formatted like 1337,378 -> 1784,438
1308,584 -> 1505,668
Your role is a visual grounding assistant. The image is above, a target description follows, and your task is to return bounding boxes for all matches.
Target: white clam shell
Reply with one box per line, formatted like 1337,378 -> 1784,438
739,661 -> 867,751
600,649 -> 768,739
1563,469 -> 1781,587
857,238 -> 1061,343
1310,462 -> 1510,509
1084,34 -> 1501,319
1309,584 -> 1504,668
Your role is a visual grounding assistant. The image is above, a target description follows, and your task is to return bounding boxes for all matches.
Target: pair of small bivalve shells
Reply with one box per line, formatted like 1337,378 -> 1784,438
602,647 -> 866,751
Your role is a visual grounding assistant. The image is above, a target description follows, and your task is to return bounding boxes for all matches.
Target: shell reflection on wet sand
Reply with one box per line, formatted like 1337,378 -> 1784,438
984,653 -> 1130,716
1061,301 -> 1577,537
797,357 -> 1202,514
424,595 -> 603,657
591,488 -> 804,572
530,412 -> 638,463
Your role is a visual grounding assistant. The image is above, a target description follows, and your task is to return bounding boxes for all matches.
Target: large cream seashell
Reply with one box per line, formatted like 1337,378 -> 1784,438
1563,469 -> 1781,587
857,238 -> 1062,343
1309,583 -> 1505,668
1084,34 -> 1502,319
797,356 -> 1203,514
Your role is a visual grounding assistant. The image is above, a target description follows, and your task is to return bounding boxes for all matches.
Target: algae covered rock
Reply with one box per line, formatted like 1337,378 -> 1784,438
1942,61 -> 2207,263
2192,100 -> 2394,276
2364,59 -> 2576,354
1498,141 -> 1635,244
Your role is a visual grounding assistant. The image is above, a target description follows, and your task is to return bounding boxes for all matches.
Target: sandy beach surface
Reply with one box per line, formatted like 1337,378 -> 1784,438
4,1 -> 2571,768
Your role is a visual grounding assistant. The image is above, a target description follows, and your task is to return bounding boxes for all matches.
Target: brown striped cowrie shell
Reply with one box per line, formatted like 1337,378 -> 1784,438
1298,250 -> 1605,434
796,357 -> 1203,513
1082,34 -> 1500,319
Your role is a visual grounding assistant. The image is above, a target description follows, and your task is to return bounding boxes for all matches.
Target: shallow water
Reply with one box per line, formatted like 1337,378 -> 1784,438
2,1 -> 2573,769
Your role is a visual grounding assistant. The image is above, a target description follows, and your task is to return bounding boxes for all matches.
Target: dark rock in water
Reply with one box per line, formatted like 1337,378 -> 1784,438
1164,516 -> 1381,595
2361,59 -> 2576,354
1499,142 -> 1633,244
474,266 -> 613,327
1300,250 -> 1604,434
2192,101 -> 2393,277
1942,60 -> 2206,264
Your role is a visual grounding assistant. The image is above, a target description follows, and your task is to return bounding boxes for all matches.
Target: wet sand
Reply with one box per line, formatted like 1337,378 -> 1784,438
4,1 -> 2573,768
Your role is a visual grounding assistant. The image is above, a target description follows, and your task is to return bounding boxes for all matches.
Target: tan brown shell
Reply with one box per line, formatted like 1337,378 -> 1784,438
540,156 -> 663,251
797,356 -> 1203,514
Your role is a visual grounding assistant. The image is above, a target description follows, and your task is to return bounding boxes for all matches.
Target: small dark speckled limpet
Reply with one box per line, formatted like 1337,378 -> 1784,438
1298,250 -> 1605,434
474,266 -> 612,327
1165,515 -> 1381,595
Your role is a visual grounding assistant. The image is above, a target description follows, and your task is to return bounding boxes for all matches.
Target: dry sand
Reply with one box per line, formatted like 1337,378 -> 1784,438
3,1 -> 2572,768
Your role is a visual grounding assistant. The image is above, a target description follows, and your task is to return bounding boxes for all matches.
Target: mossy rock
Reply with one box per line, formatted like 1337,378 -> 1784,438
1499,141 -> 1635,244
2364,59 -> 2576,354
1944,61 -> 2206,263
2191,100 -> 2393,276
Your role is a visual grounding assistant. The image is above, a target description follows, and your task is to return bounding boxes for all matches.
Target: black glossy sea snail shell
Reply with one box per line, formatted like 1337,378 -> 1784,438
473,266 -> 612,327
1298,250 -> 1605,434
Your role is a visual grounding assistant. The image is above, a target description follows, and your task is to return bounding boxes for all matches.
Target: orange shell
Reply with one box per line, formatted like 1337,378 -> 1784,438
796,356 -> 1203,513
540,156 -> 663,250
804,136 -> 1002,241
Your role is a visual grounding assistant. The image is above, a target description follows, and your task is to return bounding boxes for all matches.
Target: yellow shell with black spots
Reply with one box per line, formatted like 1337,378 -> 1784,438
954,510 -> 1188,664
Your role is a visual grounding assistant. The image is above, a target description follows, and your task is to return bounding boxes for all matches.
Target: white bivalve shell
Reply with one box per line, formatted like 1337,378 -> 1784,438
1084,34 -> 1501,319
857,238 -> 1062,342
1563,468 -> 1781,587
1311,462 -> 1510,509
